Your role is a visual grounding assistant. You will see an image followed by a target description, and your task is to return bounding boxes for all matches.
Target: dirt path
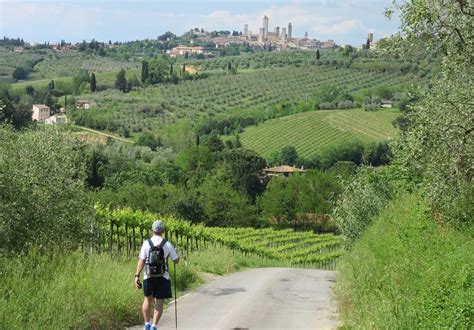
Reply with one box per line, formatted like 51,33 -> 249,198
130,268 -> 339,329
71,125 -> 135,144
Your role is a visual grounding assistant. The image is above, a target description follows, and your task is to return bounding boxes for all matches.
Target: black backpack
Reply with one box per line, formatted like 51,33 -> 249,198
146,238 -> 168,276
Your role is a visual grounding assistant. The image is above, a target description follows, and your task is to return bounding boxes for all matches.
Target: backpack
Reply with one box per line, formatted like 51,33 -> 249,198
145,238 -> 168,276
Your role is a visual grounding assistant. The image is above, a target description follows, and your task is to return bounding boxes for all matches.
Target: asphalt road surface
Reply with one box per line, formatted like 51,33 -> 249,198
131,267 -> 339,330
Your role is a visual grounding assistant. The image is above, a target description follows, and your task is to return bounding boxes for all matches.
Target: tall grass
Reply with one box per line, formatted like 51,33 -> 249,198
0,246 -> 284,329
336,193 -> 474,328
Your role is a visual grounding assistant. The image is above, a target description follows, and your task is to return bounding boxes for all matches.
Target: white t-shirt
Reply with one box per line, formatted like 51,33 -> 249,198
138,235 -> 178,280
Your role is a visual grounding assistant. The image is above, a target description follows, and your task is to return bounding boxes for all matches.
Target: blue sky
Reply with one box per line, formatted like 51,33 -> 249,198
0,0 -> 400,45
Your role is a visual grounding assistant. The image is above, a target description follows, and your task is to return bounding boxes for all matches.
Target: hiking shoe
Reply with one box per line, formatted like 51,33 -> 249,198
151,326 -> 157,330
144,323 -> 151,330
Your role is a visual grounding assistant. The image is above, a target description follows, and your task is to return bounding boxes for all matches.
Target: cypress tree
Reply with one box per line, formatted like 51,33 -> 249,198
90,72 -> 96,92
316,49 -> 320,60
141,60 -> 149,83
115,69 -> 127,93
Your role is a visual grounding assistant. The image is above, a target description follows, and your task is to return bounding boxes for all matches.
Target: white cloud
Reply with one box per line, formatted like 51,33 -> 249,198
313,19 -> 364,35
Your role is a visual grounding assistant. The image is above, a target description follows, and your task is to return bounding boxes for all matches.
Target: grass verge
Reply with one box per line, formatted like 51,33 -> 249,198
335,193 -> 473,328
0,246 -> 284,329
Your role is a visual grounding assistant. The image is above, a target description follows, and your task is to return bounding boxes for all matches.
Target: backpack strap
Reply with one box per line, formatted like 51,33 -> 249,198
147,238 -> 155,248
158,238 -> 167,249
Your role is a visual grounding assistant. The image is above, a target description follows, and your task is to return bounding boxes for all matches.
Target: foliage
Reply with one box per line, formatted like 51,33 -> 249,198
115,68 -> 128,92
258,171 -> 341,231
336,193 -> 473,328
90,72 -> 97,92
221,148 -> 267,202
72,69 -> 90,94
0,126 -> 91,252
12,67 -> 27,81
333,167 -> 393,246
392,0 -> 473,226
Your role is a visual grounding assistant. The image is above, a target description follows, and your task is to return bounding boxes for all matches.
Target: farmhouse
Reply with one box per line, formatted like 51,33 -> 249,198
32,104 -> 50,122
264,165 -> 306,177
167,45 -> 204,58
76,100 -> 91,109
45,114 -> 68,125
381,99 -> 394,108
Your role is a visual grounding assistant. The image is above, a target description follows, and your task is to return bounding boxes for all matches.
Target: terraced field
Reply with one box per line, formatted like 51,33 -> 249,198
240,108 -> 400,158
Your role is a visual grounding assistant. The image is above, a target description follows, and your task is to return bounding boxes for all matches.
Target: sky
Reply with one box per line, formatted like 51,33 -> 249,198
0,0 -> 400,46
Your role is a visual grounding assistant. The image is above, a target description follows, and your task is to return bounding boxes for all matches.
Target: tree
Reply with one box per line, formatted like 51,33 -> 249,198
48,80 -> 55,90
115,69 -> 128,92
90,72 -> 96,92
72,69 -> 90,94
141,60 -> 149,83
391,0 -> 474,225
280,146 -> 299,165
222,148 -> 267,202
137,132 -> 161,151
25,85 -> 34,96
148,56 -> 169,84
0,127 -> 91,252
366,38 -> 370,49
316,49 -> 320,60
12,67 -> 27,81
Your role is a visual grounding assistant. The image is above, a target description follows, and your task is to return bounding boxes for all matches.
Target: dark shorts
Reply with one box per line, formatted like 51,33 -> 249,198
143,277 -> 172,299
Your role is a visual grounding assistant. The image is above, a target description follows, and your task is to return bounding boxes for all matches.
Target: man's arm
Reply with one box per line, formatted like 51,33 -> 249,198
134,258 -> 145,288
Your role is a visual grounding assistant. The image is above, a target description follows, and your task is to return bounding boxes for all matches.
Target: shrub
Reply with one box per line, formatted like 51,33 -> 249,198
333,168 -> 393,246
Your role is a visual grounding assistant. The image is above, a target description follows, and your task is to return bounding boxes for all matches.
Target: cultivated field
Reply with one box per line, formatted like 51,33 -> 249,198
240,108 -> 400,158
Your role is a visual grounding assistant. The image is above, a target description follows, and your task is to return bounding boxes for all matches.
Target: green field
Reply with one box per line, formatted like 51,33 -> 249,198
74,65 -> 414,135
0,46 -> 139,84
240,108 -> 400,158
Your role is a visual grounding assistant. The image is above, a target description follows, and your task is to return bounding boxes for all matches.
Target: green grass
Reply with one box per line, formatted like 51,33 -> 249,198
0,246 -> 284,329
336,193 -> 474,328
240,108 -> 400,158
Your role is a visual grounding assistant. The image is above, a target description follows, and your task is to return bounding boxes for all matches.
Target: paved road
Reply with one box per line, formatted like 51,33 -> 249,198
131,268 -> 339,330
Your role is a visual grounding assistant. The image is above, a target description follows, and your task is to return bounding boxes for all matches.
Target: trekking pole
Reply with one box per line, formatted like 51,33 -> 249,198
174,260 -> 177,329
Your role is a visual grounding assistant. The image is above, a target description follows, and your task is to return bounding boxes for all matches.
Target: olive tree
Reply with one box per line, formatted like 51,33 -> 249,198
0,126 -> 92,252
390,0 -> 473,225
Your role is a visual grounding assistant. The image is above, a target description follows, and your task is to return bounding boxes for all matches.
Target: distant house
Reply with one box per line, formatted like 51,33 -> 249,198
264,165 -> 306,177
75,100 -> 91,109
381,99 -> 394,108
32,104 -> 50,122
13,47 -> 24,53
167,46 -> 204,58
45,114 -> 68,125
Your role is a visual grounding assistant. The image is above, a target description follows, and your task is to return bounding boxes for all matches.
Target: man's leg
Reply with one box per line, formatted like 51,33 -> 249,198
152,298 -> 164,325
142,296 -> 153,323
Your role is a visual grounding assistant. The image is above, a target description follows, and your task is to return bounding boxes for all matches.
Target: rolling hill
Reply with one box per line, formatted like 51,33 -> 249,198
240,108 -> 400,158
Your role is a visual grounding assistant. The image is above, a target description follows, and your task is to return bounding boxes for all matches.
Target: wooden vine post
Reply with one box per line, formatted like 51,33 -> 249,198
125,223 -> 130,257
109,221 -> 113,253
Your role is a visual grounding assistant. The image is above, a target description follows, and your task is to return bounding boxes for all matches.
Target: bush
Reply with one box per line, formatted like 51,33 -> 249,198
333,167 -> 393,246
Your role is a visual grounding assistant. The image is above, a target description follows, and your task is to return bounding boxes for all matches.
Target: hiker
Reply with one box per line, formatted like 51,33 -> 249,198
135,220 -> 179,330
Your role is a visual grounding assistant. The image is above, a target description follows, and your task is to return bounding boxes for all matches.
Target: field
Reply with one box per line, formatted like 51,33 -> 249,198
76,64 -> 415,135
240,108 -> 400,158
0,46 -> 139,84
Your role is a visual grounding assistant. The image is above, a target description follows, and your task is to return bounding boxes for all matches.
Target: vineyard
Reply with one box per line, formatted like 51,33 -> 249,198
240,108 -> 401,158
79,64 -> 416,134
95,205 -> 343,269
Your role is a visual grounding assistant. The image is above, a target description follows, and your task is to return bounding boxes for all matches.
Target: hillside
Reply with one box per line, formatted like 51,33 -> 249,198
74,64 -> 414,135
240,108 -> 400,158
